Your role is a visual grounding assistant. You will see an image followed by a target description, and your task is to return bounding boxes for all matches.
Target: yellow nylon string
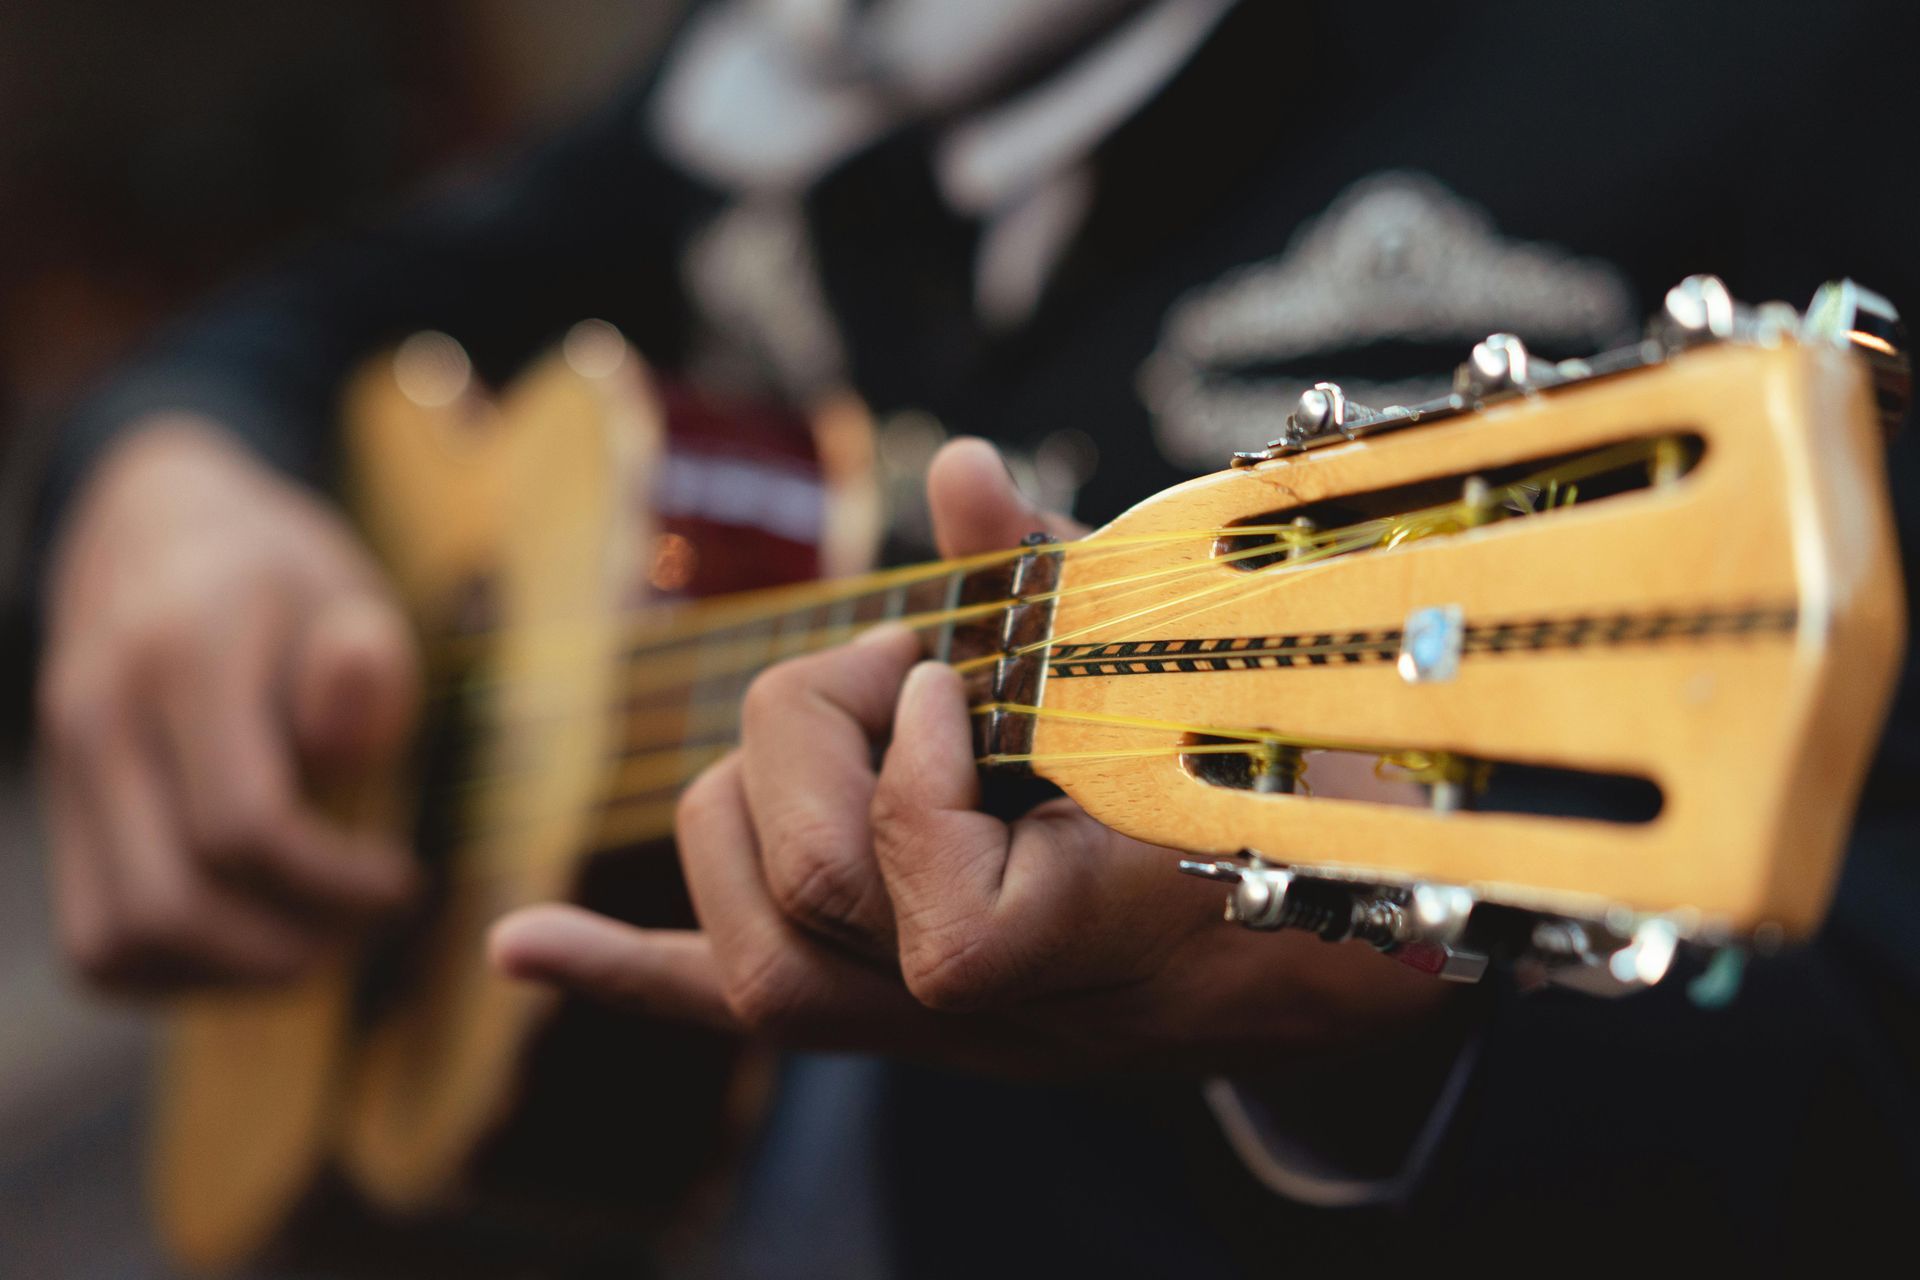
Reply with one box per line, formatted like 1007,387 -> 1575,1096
446,437 -> 1664,863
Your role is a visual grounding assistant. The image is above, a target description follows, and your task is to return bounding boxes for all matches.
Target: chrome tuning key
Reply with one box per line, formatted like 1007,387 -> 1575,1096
1803,278 -> 1910,438
1654,273 -> 1738,347
1176,858 -> 1491,983
1452,332 -> 1532,397
1228,272 -> 1905,468
1174,858 -> 1749,995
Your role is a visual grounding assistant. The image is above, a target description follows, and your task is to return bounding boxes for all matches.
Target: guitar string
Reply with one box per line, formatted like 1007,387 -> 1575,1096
449,494 -> 1413,722
439,536 -> 1338,861
435,525 -> 1308,729
439,433 -> 1640,711
441,530 -> 1306,800
592,439 -> 1617,798
434,440 -> 1660,870
612,526 -> 1323,703
458,521 -> 1350,789
440,524 -> 1428,866
418,521 -> 1323,706
445,447 -> 1604,826
425,523 -> 1315,676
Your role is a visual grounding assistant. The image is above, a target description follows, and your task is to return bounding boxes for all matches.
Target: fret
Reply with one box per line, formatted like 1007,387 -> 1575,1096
772,603 -> 814,660
610,559 -> 1031,818
827,592 -> 855,638
930,568 -> 967,664
972,538 -> 1063,764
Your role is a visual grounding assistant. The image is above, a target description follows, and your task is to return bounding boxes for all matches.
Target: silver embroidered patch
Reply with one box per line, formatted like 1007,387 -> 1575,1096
1142,172 -> 1637,469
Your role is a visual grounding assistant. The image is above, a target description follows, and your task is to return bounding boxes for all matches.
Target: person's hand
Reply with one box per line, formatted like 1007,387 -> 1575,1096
492,439 -> 1458,1078
38,416 -> 419,993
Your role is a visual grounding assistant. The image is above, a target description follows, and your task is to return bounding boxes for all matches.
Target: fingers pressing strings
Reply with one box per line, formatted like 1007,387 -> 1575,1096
738,625 -> 922,958
503,754 -> 953,1048
437,527 -> 1357,878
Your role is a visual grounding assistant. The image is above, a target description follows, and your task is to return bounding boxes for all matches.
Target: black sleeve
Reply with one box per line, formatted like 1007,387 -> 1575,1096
28,67 -> 720,595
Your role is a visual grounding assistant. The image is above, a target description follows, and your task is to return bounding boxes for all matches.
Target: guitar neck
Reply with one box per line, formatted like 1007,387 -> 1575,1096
588,539 -> 1062,849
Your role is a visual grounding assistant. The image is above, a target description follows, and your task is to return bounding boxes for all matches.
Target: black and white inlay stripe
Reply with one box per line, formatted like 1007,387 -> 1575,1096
1045,604 -> 1798,679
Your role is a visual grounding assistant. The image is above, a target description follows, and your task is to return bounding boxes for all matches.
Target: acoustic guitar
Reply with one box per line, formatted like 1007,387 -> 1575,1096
152,276 -> 1908,1270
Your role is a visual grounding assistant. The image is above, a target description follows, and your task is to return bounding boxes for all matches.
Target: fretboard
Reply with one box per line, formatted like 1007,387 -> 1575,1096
591,540 -> 1063,849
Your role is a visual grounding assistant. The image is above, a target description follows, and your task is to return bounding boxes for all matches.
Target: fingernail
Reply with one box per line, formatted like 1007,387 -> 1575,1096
855,620 -> 915,649
902,659 -> 958,701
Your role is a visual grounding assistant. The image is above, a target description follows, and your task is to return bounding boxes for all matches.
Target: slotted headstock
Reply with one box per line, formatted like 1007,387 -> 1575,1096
1006,279 -> 1907,991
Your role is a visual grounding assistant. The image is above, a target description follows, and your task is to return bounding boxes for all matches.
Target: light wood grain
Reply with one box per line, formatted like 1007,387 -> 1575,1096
1033,342 -> 1903,934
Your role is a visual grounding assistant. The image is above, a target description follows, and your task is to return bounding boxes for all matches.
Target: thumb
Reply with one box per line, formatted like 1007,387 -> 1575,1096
927,437 -> 1087,558
290,586 -> 420,780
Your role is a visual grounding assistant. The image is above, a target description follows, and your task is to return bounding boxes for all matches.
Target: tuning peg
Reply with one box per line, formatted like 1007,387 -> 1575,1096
1176,861 -> 1496,982
1452,333 -> 1531,397
1803,278 -> 1910,438
1529,912 -> 1685,997
1608,916 -> 1681,988
1389,885 -> 1488,981
1409,883 -> 1476,944
1657,273 -> 1738,346
1272,381 -> 1350,450
1290,382 -> 1345,435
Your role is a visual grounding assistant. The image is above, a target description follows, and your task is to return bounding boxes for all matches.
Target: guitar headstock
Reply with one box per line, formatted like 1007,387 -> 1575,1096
993,278 -> 1907,994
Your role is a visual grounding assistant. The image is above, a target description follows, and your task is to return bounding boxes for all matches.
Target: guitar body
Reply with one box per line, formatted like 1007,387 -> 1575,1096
153,327 -> 869,1270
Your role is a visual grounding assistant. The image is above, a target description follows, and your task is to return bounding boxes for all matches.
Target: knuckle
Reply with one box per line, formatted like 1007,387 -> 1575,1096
766,818 -> 869,932
737,660 -> 821,729
723,944 -> 808,1035
740,660 -> 804,728
866,774 -> 915,843
902,921 -> 1005,1013
673,760 -> 733,841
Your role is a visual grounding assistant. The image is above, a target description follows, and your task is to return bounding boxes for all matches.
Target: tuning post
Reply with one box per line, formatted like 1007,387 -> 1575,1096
1285,514 -> 1316,561
1250,742 -> 1303,794
1174,862 -> 1750,992
1650,436 -> 1689,487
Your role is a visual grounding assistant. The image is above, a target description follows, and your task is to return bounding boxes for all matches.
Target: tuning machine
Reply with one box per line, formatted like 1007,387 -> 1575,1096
1452,332 -> 1532,397
1231,382 -> 1411,466
1177,858 -> 1490,982
1175,858 -> 1754,998
1802,278 -> 1910,438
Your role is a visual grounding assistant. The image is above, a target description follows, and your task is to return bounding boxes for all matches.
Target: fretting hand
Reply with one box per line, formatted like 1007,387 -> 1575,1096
492,439 -> 1458,1077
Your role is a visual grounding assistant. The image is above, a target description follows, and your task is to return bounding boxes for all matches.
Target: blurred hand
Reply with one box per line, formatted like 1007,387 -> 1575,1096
494,439 -> 1456,1078
38,416 -> 419,993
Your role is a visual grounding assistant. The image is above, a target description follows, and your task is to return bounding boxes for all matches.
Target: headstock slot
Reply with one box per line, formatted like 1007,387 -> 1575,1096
1211,432 -> 1706,573
1177,732 -> 1663,824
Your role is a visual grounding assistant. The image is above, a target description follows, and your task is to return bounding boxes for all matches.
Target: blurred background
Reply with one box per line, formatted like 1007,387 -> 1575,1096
0,3 -> 683,1270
